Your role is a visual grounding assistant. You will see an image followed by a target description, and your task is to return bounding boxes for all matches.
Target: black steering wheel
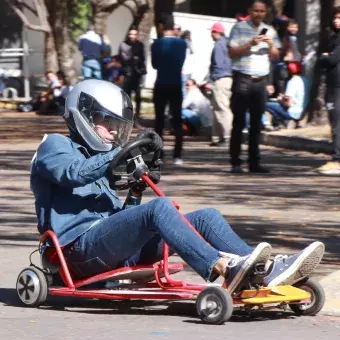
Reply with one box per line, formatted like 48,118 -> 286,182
108,138 -> 161,191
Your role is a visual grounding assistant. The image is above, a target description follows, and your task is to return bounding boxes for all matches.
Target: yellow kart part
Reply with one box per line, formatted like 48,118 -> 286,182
237,285 -> 311,305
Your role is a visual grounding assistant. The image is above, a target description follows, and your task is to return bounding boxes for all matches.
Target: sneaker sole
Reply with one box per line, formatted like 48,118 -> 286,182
228,243 -> 272,294
267,242 -> 325,287
318,170 -> 340,175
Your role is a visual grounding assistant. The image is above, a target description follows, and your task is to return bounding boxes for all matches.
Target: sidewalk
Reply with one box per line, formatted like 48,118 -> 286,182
138,113 -> 333,155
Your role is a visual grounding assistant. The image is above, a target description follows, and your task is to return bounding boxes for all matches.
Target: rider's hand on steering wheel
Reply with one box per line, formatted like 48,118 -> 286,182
135,129 -> 163,153
129,167 -> 161,196
130,182 -> 147,197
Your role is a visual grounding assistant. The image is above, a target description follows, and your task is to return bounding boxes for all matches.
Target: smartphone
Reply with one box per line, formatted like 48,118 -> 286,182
259,28 -> 268,35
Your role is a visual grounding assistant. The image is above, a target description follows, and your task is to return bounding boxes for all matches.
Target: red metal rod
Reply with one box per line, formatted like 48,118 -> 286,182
161,243 -> 186,287
142,175 -> 203,238
49,288 -> 195,300
142,174 -> 208,287
40,230 -> 75,289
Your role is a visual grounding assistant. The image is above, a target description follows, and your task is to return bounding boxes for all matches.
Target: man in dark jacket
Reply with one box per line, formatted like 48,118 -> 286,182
317,6 -> 340,175
151,15 -> 187,165
119,27 -> 146,122
206,22 -> 233,147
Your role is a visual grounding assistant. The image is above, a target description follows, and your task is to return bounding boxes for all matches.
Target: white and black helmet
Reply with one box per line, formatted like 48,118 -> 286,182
64,79 -> 134,152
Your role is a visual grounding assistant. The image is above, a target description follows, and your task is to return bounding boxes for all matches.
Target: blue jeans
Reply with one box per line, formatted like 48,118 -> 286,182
182,74 -> 191,98
82,59 -> 102,79
64,197 -> 253,281
182,109 -> 201,134
245,111 -> 270,128
265,102 -> 293,121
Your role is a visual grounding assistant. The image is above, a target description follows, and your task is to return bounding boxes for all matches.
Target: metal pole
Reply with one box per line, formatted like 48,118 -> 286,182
22,27 -> 30,100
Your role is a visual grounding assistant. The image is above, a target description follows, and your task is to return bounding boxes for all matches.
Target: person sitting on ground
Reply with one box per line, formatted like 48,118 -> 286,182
37,71 -> 61,114
30,79 -> 325,293
244,85 -> 276,133
104,55 -> 125,88
53,71 -> 73,113
281,19 -> 302,63
182,79 -> 212,136
181,30 -> 194,98
265,61 -> 305,128
273,19 -> 303,94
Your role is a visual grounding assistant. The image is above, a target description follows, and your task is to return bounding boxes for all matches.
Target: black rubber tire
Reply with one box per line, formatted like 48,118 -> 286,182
196,286 -> 233,324
289,278 -> 325,316
16,266 -> 48,307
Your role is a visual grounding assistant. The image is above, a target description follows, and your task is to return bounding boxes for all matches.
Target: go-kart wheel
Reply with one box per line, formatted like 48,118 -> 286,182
16,266 -> 48,307
289,278 -> 325,316
196,286 -> 233,324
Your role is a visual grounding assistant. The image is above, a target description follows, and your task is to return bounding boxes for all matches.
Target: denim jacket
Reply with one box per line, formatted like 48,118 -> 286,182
30,134 -> 141,246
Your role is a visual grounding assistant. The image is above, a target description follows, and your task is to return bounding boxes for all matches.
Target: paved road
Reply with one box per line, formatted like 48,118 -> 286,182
0,112 -> 339,339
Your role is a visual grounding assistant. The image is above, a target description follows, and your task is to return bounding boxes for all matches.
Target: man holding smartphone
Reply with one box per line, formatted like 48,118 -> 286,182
228,0 -> 281,173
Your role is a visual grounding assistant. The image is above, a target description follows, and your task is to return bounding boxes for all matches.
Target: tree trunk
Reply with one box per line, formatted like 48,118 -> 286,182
136,0 -> 154,44
50,0 -> 77,85
271,0 -> 286,16
154,0 -> 175,37
93,4 -> 118,35
307,0 -> 334,124
44,31 -> 58,73
266,0 -> 286,23
6,0 -> 59,74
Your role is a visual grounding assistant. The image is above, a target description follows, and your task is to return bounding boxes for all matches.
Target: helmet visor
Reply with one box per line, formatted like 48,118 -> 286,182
78,91 -> 133,147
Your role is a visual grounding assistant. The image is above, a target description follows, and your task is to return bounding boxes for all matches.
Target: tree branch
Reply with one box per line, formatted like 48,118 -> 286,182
6,0 -> 51,33
18,1 -> 38,16
121,0 -> 138,16
33,0 -> 50,28
90,0 -> 147,11
90,0 -> 119,9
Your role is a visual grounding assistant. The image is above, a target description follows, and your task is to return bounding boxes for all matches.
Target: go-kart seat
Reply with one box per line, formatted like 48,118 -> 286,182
41,243 -> 184,285
41,247 -> 62,274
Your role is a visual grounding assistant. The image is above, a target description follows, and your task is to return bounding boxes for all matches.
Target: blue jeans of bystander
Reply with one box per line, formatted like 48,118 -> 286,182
82,59 -> 102,79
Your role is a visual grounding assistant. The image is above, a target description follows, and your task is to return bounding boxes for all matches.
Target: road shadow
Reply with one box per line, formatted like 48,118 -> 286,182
0,112 -> 339,278
0,287 -> 300,323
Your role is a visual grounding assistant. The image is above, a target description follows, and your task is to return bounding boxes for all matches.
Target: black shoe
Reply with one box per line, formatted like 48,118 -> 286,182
210,139 -> 229,147
231,165 -> 244,174
249,165 -> 270,173
218,141 -> 229,147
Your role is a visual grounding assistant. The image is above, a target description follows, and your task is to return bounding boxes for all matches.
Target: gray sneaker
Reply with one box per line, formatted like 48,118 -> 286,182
263,241 -> 325,287
225,242 -> 272,294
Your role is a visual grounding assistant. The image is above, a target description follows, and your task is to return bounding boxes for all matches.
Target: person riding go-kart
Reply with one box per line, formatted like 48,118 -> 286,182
30,79 -> 325,296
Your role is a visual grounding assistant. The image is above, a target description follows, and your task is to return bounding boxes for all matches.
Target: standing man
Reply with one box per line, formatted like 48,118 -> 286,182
151,15 -> 187,166
119,27 -> 146,124
206,22 -> 233,147
228,0 -> 280,173
78,25 -> 108,79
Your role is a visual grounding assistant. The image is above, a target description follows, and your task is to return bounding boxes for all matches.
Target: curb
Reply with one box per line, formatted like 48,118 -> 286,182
260,133 -> 332,155
319,271 -> 340,317
139,117 -> 332,155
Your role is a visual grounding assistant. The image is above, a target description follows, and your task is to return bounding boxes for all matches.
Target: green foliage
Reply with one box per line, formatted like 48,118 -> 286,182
69,0 -> 92,47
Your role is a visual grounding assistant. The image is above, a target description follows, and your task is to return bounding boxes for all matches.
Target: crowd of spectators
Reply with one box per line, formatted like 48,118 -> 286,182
17,0 -> 339,174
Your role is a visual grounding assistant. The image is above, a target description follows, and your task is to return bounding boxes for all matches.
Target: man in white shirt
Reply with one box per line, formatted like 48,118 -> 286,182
182,79 -> 212,135
265,61 -> 305,124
